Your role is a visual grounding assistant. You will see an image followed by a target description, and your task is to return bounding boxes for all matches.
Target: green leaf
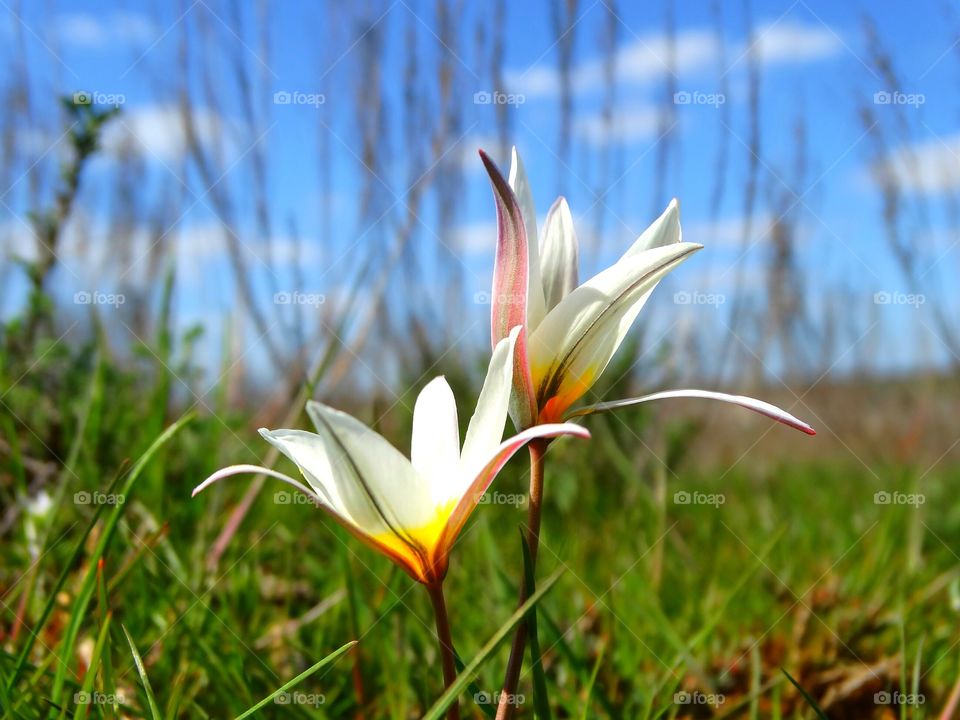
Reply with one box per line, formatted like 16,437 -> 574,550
122,625 -> 162,720
422,568 -> 564,720
520,531 -> 551,719
233,640 -> 357,720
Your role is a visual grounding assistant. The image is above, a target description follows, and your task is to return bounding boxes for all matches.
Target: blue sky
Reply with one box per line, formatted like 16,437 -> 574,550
1,0 -> 957,384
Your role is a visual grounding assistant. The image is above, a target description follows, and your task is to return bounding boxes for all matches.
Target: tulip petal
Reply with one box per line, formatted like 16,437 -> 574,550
539,197 -> 579,310
459,327 -> 518,485
192,462 -> 430,582
529,241 -> 702,421
411,377 -> 461,494
438,423 -> 591,557
619,199 -> 681,261
508,147 -> 547,329
567,389 -> 816,435
481,150 -> 537,428
273,409 -> 435,539
192,463 -> 324,504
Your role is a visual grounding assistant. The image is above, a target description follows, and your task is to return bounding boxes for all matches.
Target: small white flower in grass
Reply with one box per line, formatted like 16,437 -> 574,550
480,147 -> 815,436
192,327 -> 589,585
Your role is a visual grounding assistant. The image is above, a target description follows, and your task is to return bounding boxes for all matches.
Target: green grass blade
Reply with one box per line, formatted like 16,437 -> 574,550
422,568 -> 564,720
579,640 -> 606,720
780,667 -> 828,720
520,531 -> 551,720
453,653 -> 495,720
46,413 -> 194,707
74,610 -> 112,720
97,559 -> 116,720
122,624 -> 162,720
232,640 -> 357,720
4,355 -> 106,692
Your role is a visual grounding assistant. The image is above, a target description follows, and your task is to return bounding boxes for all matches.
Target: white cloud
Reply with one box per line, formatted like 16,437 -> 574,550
574,107 -> 661,146
748,21 -> 842,65
452,220 -> 497,253
508,30 -> 719,98
450,134 -> 502,174
1,214 -> 320,289
56,12 -> 157,47
507,22 -> 841,99
684,213 -> 777,249
870,134 -> 960,194
101,105 -> 243,164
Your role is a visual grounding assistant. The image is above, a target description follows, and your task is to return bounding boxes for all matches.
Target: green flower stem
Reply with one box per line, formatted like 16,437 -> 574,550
427,581 -> 461,720
496,437 -> 547,720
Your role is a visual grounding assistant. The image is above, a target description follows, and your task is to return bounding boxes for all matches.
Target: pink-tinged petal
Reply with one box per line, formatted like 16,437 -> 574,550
481,149 -> 537,428
435,423 -> 590,560
481,149 -> 528,345
567,389 -> 816,435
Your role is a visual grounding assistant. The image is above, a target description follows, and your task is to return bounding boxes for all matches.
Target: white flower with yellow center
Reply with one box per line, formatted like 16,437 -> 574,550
193,328 -> 589,584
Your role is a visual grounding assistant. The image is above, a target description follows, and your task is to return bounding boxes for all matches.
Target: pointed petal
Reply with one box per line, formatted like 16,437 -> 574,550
480,150 -> 537,428
568,389 -> 816,435
410,377 -> 461,494
437,423 -> 590,558
192,464 -> 323,503
192,462 -> 431,582
539,197 -> 579,310
508,147 -> 547,329
529,241 -> 702,422
619,199 -> 681,261
459,327 -> 518,482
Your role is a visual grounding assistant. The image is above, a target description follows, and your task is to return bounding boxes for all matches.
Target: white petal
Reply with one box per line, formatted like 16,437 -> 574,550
459,327 -> 519,486
619,199 -> 681,261
528,240 -> 701,419
262,406 -> 434,540
539,197 -> 579,310
568,389 -> 816,435
410,377 -> 461,495
191,464 -> 325,506
509,147 -> 547,331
